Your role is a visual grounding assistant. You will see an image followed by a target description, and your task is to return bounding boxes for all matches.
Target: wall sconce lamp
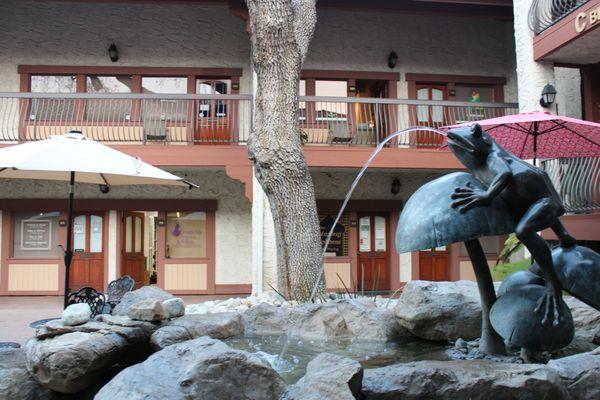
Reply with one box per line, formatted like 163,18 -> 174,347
108,44 -> 119,62
391,177 -> 401,195
539,83 -> 557,108
348,85 -> 356,93
388,52 -> 398,69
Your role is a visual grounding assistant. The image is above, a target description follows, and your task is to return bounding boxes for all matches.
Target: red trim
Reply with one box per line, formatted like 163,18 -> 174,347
215,284 -> 252,294
541,213 -> 600,241
317,199 -> 402,213
0,199 -> 218,212
18,65 -> 243,78
301,70 -> 400,81
405,73 -> 506,85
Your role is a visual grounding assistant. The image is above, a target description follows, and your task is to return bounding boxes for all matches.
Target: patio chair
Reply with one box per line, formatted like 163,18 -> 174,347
143,116 -> 168,142
329,124 -> 352,144
104,275 -> 135,314
67,287 -> 106,318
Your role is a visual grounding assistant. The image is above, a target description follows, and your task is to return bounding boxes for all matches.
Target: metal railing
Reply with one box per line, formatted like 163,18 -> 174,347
298,96 -> 519,146
528,0 -> 588,35
542,157 -> 600,213
0,93 -> 518,147
0,92 -> 253,144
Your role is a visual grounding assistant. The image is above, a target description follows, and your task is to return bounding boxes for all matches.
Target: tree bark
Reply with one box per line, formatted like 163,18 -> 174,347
246,0 -> 324,301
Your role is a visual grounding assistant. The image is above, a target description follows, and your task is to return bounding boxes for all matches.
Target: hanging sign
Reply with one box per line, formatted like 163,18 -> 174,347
320,215 -> 346,257
21,220 -> 51,250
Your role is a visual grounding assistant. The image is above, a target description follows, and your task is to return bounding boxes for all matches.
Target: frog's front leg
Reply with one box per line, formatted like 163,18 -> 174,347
450,182 -> 491,213
515,198 -> 565,326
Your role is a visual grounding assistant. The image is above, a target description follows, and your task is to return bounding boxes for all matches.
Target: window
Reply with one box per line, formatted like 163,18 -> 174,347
196,79 -> 230,118
417,85 -> 445,126
165,211 -> 207,258
31,75 -> 77,93
460,236 -> 500,256
315,80 -> 347,121
455,85 -> 495,121
12,212 -> 62,258
30,75 -> 77,121
141,77 -> 188,124
86,75 -> 133,122
320,214 -> 349,257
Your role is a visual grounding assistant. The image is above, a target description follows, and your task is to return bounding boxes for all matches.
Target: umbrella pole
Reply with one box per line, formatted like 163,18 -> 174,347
533,121 -> 538,167
63,171 -> 75,309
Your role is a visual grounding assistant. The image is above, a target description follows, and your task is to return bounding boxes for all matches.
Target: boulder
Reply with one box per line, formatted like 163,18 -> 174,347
290,299 -> 409,341
25,322 -> 152,393
61,303 -> 92,326
547,348 -> 600,400
150,312 -> 243,350
128,299 -> 168,322
564,296 -> 600,343
394,280 -> 482,341
362,359 -> 568,400
0,348 -> 56,400
94,336 -> 287,400
282,353 -> 363,400
112,285 -> 173,316
162,298 -> 185,318
242,302 -> 296,336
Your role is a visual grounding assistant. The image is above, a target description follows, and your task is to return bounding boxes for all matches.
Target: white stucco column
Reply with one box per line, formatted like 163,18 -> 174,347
107,210 -> 117,282
513,0 -> 555,113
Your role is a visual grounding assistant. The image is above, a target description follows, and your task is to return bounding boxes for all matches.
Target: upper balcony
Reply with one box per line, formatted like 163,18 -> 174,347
0,92 -> 518,148
528,0 -> 589,35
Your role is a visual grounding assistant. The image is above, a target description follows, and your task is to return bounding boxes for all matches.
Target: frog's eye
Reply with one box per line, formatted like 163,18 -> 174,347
471,123 -> 483,138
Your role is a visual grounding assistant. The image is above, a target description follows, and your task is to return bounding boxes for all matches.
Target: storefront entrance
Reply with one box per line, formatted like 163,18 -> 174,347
419,246 -> 451,281
70,212 -> 104,292
357,214 -> 390,291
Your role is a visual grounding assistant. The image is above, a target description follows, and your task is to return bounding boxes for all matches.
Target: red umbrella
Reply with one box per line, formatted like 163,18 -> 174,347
445,112 -> 600,164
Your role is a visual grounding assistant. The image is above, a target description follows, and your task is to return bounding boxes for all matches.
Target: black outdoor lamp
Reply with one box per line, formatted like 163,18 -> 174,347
108,44 -> 119,62
388,52 -> 398,69
539,83 -> 557,108
391,177 -> 401,195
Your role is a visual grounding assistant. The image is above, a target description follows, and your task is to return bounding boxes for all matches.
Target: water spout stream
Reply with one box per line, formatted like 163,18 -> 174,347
309,126 -> 447,302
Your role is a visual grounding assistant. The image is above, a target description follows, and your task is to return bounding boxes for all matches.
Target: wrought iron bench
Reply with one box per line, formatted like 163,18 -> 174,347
104,275 -> 135,313
67,287 -> 106,318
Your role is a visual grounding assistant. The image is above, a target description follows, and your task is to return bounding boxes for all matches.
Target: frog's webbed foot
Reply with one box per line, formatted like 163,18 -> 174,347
450,182 -> 490,213
534,285 -> 564,327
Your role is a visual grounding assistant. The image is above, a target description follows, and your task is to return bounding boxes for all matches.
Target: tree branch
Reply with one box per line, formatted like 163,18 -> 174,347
291,0 -> 317,62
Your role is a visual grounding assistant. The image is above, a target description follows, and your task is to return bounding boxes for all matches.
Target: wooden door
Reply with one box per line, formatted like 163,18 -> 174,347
122,212 -> 146,288
70,213 -> 104,292
194,80 -> 231,144
419,246 -> 451,281
357,214 -> 390,292
412,85 -> 447,147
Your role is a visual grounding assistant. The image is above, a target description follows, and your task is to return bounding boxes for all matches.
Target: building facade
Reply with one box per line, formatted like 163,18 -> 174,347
0,0 -> 596,297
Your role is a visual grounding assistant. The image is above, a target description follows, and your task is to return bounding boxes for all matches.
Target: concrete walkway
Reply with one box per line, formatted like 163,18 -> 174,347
0,294 -> 235,345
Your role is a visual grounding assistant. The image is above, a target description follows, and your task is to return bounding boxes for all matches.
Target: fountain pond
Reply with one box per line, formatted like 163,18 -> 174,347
225,335 -> 451,383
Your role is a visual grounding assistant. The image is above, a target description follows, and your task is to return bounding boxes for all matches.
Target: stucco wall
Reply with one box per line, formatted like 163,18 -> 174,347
0,1 -> 251,93
0,168 -> 252,285
307,10 -> 518,102
554,67 -> 582,118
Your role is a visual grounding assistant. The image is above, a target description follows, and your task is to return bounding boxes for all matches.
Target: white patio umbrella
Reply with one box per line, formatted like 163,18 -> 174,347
0,130 -> 197,307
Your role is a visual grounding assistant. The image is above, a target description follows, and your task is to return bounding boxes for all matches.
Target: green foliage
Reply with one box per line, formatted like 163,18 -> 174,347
491,258 -> 532,282
496,233 -> 523,266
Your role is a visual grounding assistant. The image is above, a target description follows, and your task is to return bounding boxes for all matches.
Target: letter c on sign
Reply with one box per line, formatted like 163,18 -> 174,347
575,12 -> 587,33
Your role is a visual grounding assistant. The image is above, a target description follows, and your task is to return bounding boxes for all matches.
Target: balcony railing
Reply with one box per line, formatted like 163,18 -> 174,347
528,0 -> 588,35
298,96 -> 519,147
0,93 -> 518,147
542,157 -> 600,213
0,93 -> 253,144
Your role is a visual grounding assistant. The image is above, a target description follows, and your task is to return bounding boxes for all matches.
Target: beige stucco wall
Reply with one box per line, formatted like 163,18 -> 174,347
0,168 -> 253,286
0,1 -> 251,93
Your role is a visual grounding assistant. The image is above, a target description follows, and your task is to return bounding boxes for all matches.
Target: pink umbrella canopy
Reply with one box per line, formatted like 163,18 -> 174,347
444,112 -> 600,160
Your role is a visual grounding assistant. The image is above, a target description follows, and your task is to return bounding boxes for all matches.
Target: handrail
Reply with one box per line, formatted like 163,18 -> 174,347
299,96 -> 518,108
528,0 -> 588,35
0,92 -> 253,100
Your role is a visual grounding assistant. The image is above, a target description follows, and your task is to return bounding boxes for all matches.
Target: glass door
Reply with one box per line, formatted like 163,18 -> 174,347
357,214 -> 390,292
70,213 -> 104,292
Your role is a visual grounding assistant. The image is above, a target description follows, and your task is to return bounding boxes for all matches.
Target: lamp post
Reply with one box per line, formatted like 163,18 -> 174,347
539,83 -> 557,108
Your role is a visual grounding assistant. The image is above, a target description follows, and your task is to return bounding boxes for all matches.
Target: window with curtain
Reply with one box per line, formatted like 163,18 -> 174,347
165,211 -> 207,259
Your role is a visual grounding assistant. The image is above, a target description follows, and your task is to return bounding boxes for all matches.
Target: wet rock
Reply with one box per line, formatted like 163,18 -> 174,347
162,298 -> 185,318
547,348 -> 600,400
291,299 -> 409,341
242,302 -> 297,336
394,280 -> 482,341
150,312 -> 243,350
564,296 -> 600,343
25,322 -> 151,393
282,353 -> 363,400
61,303 -> 92,326
0,348 -> 56,400
112,285 -> 173,316
95,336 -> 286,400
128,299 -> 168,322
362,359 -> 568,399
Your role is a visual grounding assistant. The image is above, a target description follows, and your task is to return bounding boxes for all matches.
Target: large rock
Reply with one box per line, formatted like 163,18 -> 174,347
564,296 -> 600,343
128,299 -> 168,322
282,353 -> 363,400
290,299 -> 408,341
62,303 -> 92,326
547,348 -> 600,400
395,280 -> 482,341
0,348 -> 56,400
242,302 -> 297,336
362,359 -> 568,400
112,285 -> 173,316
150,312 -> 243,350
26,321 -> 152,393
162,298 -> 185,318
94,336 -> 287,400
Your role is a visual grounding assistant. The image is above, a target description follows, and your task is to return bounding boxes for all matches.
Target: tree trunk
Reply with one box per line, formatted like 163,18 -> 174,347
246,0 -> 324,301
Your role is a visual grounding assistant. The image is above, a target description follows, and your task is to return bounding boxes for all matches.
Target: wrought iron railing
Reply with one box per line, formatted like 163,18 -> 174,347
0,93 -> 518,147
0,93 -> 253,144
298,96 -> 519,147
542,157 -> 600,213
528,0 -> 588,35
